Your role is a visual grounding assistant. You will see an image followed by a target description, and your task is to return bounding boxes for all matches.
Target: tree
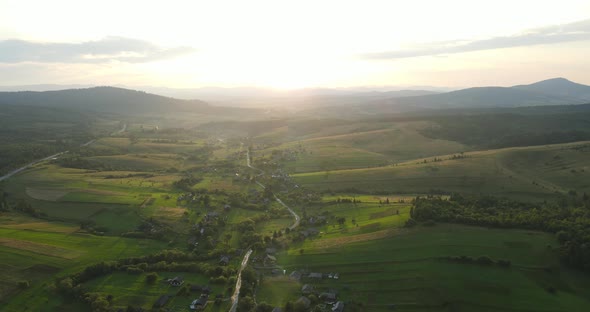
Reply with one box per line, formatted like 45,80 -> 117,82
238,296 -> 255,311
256,302 -> 274,312
145,272 -> 158,284
17,280 -> 30,289
224,233 -> 233,246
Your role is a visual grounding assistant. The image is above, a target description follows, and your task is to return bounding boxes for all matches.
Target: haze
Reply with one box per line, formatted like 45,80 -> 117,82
1,0 -> 589,89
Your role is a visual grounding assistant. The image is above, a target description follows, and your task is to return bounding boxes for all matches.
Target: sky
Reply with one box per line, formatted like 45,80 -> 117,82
0,0 -> 589,89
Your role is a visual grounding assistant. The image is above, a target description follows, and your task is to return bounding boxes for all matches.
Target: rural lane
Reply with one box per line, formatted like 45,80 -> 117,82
245,149 -> 300,229
229,249 -> 253,312
229,147 -> 301,311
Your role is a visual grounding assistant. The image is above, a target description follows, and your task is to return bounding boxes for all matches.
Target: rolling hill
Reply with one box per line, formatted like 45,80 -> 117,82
317,78 -> 590,115
0,86 -> 215,115
513,77 -> 590,101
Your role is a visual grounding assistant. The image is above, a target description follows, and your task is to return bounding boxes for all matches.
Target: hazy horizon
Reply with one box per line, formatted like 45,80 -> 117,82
1,0 -> 589,89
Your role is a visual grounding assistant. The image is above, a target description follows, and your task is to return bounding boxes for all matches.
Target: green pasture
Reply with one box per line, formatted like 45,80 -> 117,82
0,227 -> 165,311
292,142 -> 590,200
272,224 -> 590,312
255,121 -> 467,173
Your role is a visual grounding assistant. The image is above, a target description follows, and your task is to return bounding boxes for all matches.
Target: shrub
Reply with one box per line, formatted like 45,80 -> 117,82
126,267 -> 143,275
17,280 -> 30,289
145,272 -> 158,284
476,256 -> 494,266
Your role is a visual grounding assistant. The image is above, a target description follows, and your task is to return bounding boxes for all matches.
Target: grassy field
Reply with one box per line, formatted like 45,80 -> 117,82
293,141 -> 590,200
0,225 -> 166,311
270,224 -> 590,312
254,121 -> 467,173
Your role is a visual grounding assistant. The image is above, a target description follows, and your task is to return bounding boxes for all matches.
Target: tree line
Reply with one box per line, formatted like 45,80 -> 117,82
409,194 -> 590,271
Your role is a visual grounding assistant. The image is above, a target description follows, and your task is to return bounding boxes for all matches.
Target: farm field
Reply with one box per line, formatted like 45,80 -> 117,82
2,105 -> 590,312
254,121 -> 468,173
0,226 -> 166,311
292,141 -> 590,200
271,224 -> 590,312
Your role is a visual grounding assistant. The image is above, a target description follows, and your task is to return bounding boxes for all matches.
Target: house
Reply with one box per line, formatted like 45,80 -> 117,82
301,228 -> 320,238
332,301 -> 344,312
289,271 -> 302,281
224,204 -> 231,211
190,294 -> 209,310
296,296 -> 311,309
266,247 -> 277,254
190,285 -> 202,292
271,308 -> 283,312
301,284 -> 314,294
206,211 -> 220,218
154,295 -> 171,308
169,276 -> 184,286
219,255 -> 230,265
271,268 -> 281,275
320,292 -> 337,303
264,254 -> 277,266
308,272 -> 323,279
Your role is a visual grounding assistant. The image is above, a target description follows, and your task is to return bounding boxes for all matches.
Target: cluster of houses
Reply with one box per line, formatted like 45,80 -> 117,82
251,247 -> 279,267
299,285 -> 344,311
189,293 -> 209,310
288,270 -> 340,281
152,277 -> 215,309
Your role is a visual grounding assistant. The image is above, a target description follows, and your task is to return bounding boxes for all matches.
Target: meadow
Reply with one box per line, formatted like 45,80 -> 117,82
292,141 -> 590,200
0,219 -> 166,311
254,121 -> 467,173
271,224 -> 590,312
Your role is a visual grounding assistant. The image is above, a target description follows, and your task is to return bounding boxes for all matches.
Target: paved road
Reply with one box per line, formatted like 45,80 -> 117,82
245,149 -> 300,230
0,123 -> 126,182
229,249 -> 253,312
0,152 -> 66,182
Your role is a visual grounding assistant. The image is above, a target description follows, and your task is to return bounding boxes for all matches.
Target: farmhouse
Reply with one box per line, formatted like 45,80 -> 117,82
296,296 -> 311,309
301,228 -> 320,238
169,276 -> 184,286
190,294 -> 209,310
264,254 -> 277,266
289,271 -> 302,280
320,292 -> 337,303
332,301 -> 344,312
219,255 -> 230,265
301,284 -> 314,294
308,272 -> 323,279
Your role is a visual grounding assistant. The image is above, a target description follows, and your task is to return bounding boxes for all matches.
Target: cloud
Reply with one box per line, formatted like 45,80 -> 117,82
361,19 -> 590,60
0,37 -> 196,63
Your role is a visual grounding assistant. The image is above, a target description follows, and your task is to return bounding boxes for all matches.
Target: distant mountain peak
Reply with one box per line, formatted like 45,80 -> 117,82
512,78 -> 590,101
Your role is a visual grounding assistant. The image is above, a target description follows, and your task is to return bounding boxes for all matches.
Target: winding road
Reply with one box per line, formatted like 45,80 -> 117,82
246,149 -> 300,229
228,147 -> 301,311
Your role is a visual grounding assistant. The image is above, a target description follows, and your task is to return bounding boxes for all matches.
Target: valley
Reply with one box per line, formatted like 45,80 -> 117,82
0,80 -> 590,312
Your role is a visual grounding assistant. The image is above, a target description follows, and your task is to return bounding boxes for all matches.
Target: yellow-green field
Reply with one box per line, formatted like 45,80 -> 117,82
293,141 -> 590,200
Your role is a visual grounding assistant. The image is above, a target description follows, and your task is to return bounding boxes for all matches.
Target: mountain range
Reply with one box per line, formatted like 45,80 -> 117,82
364,78 -> 590,113
0,78 -> 588,115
